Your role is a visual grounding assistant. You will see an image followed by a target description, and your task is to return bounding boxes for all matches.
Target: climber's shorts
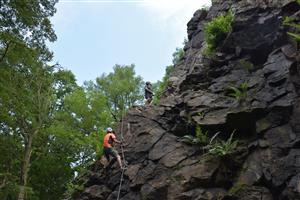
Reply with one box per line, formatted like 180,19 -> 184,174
103,147 -> 118,161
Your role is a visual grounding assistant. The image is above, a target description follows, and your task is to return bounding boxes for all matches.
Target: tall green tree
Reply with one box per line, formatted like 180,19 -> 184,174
96,64 -> 144,122
0,63 -> 56,200
0,1 -> 58,198
28,86 -> 111,200
0,66 -> 78,200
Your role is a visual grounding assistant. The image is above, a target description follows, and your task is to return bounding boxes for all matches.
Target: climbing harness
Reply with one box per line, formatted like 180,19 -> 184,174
116,105 -> 128,200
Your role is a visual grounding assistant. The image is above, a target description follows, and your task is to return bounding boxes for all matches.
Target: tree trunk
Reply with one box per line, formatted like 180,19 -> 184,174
18,135 -> 33,200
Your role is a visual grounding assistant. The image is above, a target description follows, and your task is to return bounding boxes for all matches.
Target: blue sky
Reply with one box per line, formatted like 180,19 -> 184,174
49,0 -> 211,85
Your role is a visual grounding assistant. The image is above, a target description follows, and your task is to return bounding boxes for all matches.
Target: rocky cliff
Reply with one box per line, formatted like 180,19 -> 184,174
71,0 -> 300,199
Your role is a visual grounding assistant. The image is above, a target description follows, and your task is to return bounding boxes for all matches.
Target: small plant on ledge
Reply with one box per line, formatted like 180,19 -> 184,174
182,125 -> 208,145
227,82 -> 248,102
209,130 -> 238,157
283,15 -> 300,42
239,59 -> 254,72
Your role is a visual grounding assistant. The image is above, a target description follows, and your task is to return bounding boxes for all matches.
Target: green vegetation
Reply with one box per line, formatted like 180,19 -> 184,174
0,1 -> 145,199
153,45 -> 186,104
204,10 -> 234,55
228,82 -> 248,101
152,65 -> 174,104
229,183 -> 248,195
181,124 -> 239,157
283,16 -> 300,42
65,183 -> 84,199
196,125 -> 209,144
0,63 -> 143,199
182,125 -> 208,145
239,59 -> 254,72
96,64 -> 144,122
209,131 -> 238,157
172,47 -> 185,65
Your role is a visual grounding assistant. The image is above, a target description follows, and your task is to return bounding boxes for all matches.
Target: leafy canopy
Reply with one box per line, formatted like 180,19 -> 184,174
96,64 -> 144,121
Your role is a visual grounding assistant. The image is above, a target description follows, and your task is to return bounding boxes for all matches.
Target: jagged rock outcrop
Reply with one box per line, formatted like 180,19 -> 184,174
70,0 -> 300,199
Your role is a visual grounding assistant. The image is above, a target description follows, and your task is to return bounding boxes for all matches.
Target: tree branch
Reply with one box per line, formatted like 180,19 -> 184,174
106,102 -> 118,122
0,178 -> 6,189
0,41 -> 12,64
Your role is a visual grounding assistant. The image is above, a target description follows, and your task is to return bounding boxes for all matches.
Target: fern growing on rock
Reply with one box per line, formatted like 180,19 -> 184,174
209,130 -> 238,157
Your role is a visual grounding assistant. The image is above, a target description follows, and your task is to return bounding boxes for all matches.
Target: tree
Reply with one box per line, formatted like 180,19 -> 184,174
96,64 -> 144,122
28,86 -> 111,199
152,65 -> 174,104
0,65 -> 80,199
0,62 -> 57,200
0,0 -> 57,64
172,47 -> 185,65
0,1 -> 58,198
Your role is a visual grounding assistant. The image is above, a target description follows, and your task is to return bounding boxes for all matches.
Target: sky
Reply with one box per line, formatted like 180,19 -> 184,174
49,0 -> 211,85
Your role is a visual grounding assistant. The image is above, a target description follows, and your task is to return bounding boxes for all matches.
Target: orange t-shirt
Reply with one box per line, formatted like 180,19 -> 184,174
103,133 -> 116,148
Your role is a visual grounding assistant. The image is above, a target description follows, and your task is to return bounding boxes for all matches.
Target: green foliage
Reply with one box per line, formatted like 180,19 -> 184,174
0,61 -> 64,199
152,40 -> 187,104
196,125 -> 209,144
152,65 -> 174,104
287,32 -> 300,42
283,16 -> 300,42
204,10 -> 234,54
172,47 -> 185,65
65,183 -> 84,199
0,0 -> 136,199
229,183 -> 248,195
0,0 -> 57,64
96,64 -> 144,122
209,131 -> 238,157
239,59 -> 254,72
0,62 -> 143,199
0,174 -> 19,200
182,125 -> 208,145
228,82 -> 248,101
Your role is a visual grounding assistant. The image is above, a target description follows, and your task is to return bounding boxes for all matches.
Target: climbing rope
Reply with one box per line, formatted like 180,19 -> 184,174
116,166 -> 125,200
116,105 -> 127,200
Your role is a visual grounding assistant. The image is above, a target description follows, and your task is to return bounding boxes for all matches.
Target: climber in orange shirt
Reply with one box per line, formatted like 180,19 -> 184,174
103,127 -> 124,169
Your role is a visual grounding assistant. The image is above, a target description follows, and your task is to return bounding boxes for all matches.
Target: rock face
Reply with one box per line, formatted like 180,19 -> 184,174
70,0 -> 300,199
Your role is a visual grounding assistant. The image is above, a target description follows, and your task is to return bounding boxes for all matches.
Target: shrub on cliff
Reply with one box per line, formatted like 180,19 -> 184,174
204,10 -> 234,54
